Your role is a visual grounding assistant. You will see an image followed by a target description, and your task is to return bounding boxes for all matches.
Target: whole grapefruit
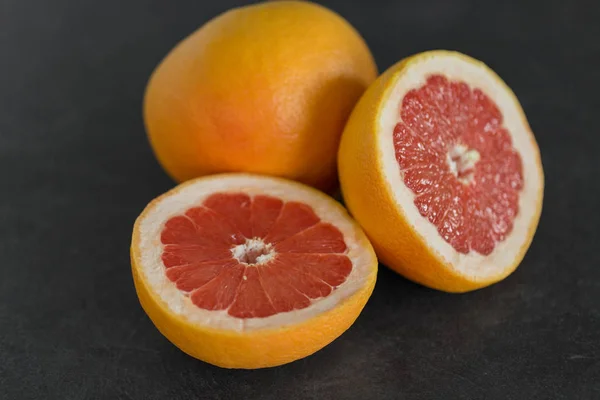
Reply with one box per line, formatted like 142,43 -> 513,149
144,1 -> 377,191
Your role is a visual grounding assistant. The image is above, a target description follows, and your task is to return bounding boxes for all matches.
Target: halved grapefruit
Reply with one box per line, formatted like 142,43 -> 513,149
130,174 -> 377,368
338,51 -> 544,292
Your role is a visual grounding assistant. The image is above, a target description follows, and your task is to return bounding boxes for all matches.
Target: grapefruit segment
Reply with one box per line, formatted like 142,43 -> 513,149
190,263 -> 246,311
184,207 -> 245,246
274,223 -> 347,253
160,215 -> 198,245
225,267 -> 277,319
271,258 -> 334,300
249,195 -> 283,238
280,253 -> 353,288
203,193 -> 253,238
338,50 -> 543,292
165,259 -> 238,292
131,174 -> 377,368
161,244 -> 232,268
263,202 -> 320,244
257,264 -> 312,313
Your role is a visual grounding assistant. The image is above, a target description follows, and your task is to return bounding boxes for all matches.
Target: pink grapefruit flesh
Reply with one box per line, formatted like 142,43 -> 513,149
394,74 -> 523,256
160,193 -> 352,319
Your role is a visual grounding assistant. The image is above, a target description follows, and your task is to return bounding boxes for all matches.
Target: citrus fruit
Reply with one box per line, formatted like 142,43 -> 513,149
130,174 -> 377,368
338,50 -> 544,292
143,1 -> 377,191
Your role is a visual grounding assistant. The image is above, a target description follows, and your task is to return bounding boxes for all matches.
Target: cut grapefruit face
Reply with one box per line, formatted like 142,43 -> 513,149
130,174 -> 377,368
338,51 -> 544,292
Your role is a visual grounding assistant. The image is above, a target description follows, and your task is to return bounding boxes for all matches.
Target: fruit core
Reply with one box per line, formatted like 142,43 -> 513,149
394,74 -> 524,256
159,192 -> 352,318
447,144 -> 480,184
231,238 -> 275,265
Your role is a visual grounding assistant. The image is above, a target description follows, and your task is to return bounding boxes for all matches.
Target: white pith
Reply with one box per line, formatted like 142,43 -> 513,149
135,175 -> 375,332
378,54 -> 543,278
446,144 -> 480,184
231,238 -> 275,265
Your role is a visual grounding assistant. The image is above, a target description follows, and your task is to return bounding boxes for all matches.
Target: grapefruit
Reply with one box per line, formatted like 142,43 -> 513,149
338,51 -> 544,292
130,174 -> 377,368
143,1 -> 377,191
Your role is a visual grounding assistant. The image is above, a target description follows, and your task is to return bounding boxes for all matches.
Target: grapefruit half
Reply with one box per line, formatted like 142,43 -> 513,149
338,51 -> 544,292
131,174 -> 377,368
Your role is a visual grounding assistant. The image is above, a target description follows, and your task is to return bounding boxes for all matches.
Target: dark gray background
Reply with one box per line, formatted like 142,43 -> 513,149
1,0 -> 599,399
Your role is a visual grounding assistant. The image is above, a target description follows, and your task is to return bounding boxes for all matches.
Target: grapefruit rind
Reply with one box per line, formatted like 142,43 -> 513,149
338,50 -> 544,292
131,173 -> 377,368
